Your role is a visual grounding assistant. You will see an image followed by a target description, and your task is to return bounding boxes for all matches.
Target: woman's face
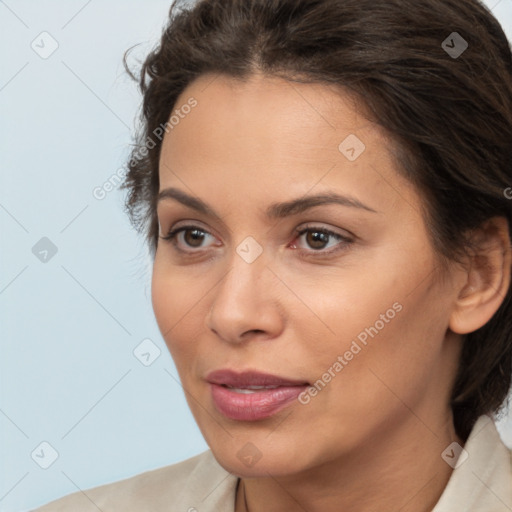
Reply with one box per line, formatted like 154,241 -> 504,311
152,73 -> 464,477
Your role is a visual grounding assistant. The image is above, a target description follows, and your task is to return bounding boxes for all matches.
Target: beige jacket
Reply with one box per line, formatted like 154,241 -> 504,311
34,415 -> 512,511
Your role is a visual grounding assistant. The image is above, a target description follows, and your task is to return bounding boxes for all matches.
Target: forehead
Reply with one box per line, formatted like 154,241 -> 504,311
163,72 -> 373,156
157,73 -> 419,219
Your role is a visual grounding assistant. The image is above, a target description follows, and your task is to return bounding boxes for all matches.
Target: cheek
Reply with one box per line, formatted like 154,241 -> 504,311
151,262 -> 204,359
296,270 -> 402,358
299,255 -> 448,388
314,278 -> 450,420
151,263 -> 176,336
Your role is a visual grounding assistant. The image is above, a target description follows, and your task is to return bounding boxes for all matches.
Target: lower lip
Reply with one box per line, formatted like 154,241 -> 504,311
210,383 -> 308,421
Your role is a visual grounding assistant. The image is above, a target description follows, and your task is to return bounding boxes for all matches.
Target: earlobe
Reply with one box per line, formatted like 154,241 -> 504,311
449,217 -> 512,335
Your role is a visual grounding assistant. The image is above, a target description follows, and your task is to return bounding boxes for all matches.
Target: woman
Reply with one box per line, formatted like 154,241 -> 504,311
35,0 -> 512,510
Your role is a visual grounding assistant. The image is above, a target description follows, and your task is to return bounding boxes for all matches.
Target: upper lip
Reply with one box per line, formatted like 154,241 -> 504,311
206,369 -> 310,388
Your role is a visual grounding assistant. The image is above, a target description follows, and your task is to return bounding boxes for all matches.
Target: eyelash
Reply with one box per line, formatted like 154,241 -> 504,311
159,224 -> 353,258
293,226 -> 353,256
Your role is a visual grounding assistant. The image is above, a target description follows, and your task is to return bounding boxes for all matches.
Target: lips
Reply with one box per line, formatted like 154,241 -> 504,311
206,369 -> 309,388
206,369 -> 310,421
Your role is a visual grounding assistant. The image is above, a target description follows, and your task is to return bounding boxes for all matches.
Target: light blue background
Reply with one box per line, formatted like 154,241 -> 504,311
1,1 -> 511,510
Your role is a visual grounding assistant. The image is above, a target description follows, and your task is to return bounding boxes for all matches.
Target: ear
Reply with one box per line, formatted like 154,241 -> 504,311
449,216 -> 512,335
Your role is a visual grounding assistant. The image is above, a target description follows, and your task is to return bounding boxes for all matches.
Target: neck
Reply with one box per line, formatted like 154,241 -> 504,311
235,411 -> 462,512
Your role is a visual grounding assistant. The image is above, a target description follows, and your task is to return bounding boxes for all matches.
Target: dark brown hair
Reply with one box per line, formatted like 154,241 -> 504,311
121,0 -> 512,440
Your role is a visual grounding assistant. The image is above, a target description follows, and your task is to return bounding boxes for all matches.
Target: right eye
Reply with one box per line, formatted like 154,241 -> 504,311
160,225 -> 221,253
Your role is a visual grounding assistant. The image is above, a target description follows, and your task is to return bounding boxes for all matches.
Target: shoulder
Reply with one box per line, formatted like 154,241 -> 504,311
32,450 -> 232,512
433,415 -> 512,512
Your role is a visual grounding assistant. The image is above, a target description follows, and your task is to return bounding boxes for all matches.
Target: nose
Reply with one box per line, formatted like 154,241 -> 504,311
205,247 -> 284,345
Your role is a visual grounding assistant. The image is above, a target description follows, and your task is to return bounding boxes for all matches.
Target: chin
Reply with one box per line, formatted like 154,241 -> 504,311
206,434 -> 313,478
213,450 -> 301,478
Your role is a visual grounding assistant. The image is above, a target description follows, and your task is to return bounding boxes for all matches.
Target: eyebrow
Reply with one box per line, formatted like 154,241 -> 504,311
157,187 -> 378,220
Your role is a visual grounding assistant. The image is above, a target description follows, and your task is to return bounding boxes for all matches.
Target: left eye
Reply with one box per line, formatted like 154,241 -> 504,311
293,227 -> 351,253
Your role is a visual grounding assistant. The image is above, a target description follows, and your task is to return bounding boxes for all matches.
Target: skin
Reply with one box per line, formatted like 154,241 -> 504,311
151,72 -> 511,512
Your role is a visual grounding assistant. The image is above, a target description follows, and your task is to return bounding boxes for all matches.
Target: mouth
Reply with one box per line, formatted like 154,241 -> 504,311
206,369 -> 310,421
